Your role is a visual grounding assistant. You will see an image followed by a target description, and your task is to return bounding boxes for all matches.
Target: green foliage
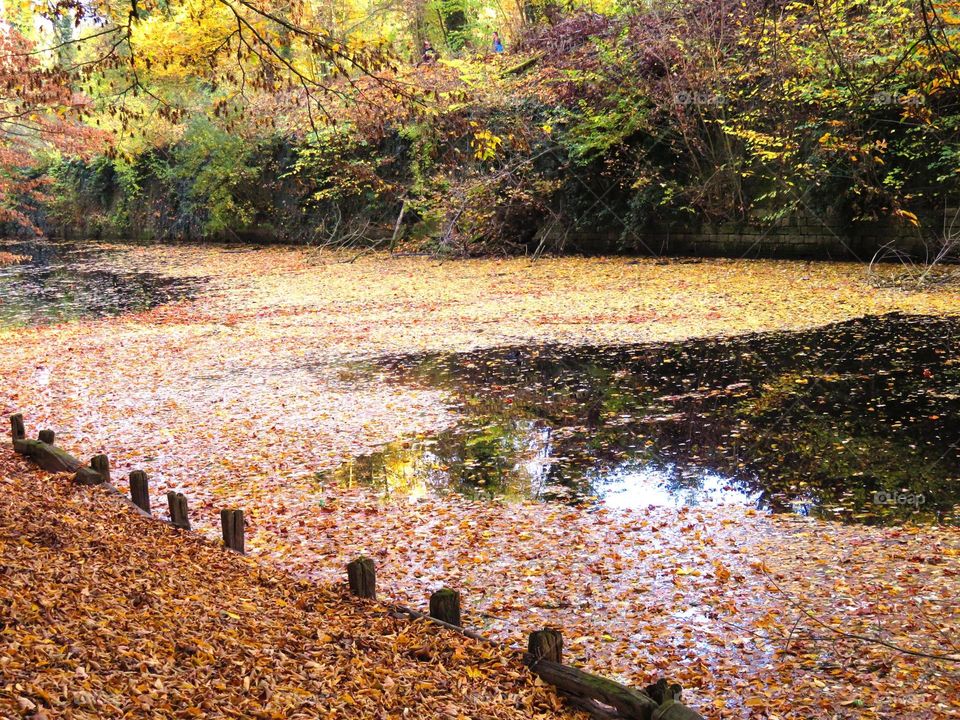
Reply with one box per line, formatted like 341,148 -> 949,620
44,156 -> 128,238
170,120 -> 260,235
285,128 -> 384,205
397,122 -> 439,194
560,95 -> 648,163
35,0 -> 960,255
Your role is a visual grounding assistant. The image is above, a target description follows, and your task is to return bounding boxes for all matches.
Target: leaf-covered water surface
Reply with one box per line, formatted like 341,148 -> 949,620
1,244 -> 958,718
0,239 -> 204,328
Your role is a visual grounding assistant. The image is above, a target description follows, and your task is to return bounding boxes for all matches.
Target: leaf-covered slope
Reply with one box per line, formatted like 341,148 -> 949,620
0,450 -> 578,720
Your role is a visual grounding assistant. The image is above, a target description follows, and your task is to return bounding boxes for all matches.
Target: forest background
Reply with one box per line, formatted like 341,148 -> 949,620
2,1 -> 960,257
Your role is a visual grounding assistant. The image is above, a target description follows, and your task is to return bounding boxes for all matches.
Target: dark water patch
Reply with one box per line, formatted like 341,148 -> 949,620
0,239 -> 204,328
323,314 -> 960,525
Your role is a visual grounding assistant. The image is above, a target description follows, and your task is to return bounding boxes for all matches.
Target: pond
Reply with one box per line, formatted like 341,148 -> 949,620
0,239 -> 203,328
323,313 -> 959,525
4,241 -> 956,525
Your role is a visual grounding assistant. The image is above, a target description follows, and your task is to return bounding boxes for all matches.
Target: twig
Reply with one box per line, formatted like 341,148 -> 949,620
760,566 -> 960,663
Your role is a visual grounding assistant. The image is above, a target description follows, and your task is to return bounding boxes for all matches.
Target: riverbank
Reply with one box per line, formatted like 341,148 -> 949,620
0,448 -> 579,719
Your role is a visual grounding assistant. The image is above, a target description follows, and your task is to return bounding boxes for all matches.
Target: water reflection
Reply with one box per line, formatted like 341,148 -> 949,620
596,466 -> 762,509
324,314 -> 960,525
0,239 -> 203,328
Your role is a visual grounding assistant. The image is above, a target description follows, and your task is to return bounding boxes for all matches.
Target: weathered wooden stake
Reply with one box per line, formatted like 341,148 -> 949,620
644,679 -> 702,720
38,429 -> 55,445
167,491 -> 190,530
90,454 -> 111,483
429,588 -> 461,627
10,414 -> 25,443
347,557 -> 376,599
528,629 -> 563,663
129,470 -> 150,514
220,509 -> 245,554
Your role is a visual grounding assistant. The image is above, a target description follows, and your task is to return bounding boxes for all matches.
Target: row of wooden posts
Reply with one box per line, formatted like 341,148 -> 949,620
10,413 -> 246,553
9,413 -> 704,720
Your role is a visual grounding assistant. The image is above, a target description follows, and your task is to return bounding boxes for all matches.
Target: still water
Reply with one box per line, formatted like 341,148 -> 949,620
0,239 -> 202,328
324,314 -> 959,525
4,241 -> 955,524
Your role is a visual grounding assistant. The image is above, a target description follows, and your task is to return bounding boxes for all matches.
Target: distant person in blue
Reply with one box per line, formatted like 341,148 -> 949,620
492,31 -> 504,54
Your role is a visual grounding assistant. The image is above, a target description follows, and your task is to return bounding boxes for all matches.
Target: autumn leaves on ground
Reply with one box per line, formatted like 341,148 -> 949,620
0,451 -> 572,720
2,246 -> 959,719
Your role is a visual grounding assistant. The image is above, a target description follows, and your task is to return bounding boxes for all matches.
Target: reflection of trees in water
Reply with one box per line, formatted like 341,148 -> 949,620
329,420 -> 552,500
0,239 -> 202,327
355,315 -> 960,524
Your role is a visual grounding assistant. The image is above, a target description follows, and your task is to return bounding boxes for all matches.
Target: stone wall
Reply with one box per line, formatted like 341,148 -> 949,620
568,210 -> 939,259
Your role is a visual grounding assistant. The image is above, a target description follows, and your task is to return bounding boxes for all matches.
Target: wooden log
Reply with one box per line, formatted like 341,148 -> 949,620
652,699 -> 704,720
390,605 -> 703,720
559,694 -> 621,719
389,601 -> 702,720
526,659 -> 661,720
90,454 -> 111,483
528,629 -> 563,663
501,53 -> 542,76
644,679 -> 681,706
38,429 -> 55,445
16,437 -> 74,469
645,681 -> 701,720
13,438 -> 106,485
167,491 -> 190,530
14,438 -> 80,471
347,557 -> 376,599
129,470 -> 150,514
220,509 -> 245,554
390,604 -> 492,645
429,588 -> 461,627
74,466 -> 106,486
10,413 -> 25,443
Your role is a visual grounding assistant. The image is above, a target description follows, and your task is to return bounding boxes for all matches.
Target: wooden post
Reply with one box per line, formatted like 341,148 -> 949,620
10,414 -> 25,443
220,509 -> 245,554
528,629 -> 563,663
38,429 -> 55,445
347,557 -> 376,599
90,454 -> 110,483
429,588 -> 461,627
129,470 -> 150,514
167,491 -> 190,530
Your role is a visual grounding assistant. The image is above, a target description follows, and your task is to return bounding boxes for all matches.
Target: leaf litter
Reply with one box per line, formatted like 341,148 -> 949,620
1,244 -> 959,718
0,452 -> 579,719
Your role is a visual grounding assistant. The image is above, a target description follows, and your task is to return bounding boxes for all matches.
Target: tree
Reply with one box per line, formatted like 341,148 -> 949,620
0,23 -> 104,233
15,0 -> 401,135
